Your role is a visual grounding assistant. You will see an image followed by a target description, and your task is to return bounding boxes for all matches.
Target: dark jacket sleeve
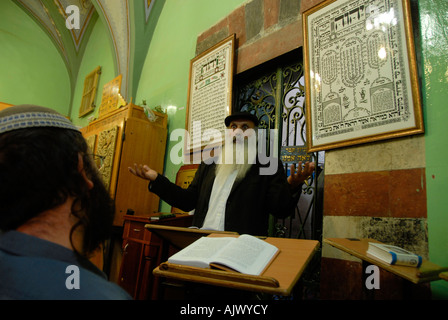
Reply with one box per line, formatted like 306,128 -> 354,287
264,159 -> 302,219
148,163 -> 207,212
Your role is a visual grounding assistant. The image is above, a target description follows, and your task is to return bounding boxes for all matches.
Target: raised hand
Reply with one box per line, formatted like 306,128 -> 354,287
287,161 -> 315,189
128,163 -> 158,181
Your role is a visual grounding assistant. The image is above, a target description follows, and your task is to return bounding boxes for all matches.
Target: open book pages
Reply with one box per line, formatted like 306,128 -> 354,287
167,234 -> 279,275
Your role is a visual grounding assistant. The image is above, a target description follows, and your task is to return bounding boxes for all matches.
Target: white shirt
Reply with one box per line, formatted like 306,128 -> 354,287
201,169 -> 238,231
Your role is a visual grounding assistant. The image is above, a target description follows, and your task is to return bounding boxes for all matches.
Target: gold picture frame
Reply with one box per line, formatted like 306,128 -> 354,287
303,0 -> 423,152
99,74 -> 123,118
79,66 -> 101,118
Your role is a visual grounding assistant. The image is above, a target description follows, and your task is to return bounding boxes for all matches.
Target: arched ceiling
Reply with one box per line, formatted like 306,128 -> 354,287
12,0 -> 157,101
14,0 -> 97,74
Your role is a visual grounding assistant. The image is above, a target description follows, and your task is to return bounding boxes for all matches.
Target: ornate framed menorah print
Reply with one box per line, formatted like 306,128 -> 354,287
303,0 -> 423,152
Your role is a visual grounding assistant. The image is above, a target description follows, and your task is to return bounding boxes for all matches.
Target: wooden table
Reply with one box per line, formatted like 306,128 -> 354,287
153,234 -> 320,296
118,214 -> 193,299
324,238 -> 447,284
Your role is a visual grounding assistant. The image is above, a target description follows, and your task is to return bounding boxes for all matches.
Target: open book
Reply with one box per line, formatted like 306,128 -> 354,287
167,234 -> 279,275
367,242 -> 422,267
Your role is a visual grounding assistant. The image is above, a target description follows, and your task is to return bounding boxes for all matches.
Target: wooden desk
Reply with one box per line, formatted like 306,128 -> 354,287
324,238 -> 448,284
153,236 -> 320,296
118,214 -> 193,299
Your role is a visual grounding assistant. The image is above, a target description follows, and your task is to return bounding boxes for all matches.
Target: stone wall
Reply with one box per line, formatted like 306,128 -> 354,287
196,0 -> 323,74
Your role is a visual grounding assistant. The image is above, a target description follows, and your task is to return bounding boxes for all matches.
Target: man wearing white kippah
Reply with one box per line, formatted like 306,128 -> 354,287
0,105 -> 132,300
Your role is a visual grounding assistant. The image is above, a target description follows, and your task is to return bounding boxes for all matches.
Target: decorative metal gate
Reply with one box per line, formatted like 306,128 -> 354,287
233,49 -> 323,299
233,48 -> 323,241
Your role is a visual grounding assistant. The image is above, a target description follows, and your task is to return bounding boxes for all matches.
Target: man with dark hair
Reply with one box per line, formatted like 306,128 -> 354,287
130,111 -> 315,236
0,105 -> 131,300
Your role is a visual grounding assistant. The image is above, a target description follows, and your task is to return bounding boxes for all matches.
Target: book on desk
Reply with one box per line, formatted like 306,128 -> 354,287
167,234 -> 279,276
324,238 -> 448,284
367,242 -> 422,267
150,226 -> 320,295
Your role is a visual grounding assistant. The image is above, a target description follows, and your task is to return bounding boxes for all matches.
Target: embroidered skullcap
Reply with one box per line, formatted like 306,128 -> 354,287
0,104 -> 79,134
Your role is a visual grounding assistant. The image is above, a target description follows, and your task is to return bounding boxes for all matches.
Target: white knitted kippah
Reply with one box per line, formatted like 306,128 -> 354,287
0,104 -> 79,134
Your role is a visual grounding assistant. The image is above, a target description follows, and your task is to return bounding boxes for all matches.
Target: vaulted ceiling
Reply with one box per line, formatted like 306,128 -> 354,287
13,0 -> 157,100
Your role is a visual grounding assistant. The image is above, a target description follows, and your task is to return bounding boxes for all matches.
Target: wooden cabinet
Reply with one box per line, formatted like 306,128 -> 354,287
119,214 -> 193,300
80,103 -> 167,226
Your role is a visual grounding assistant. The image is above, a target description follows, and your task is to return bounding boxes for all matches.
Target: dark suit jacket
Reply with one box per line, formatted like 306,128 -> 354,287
149,159 -> 301,236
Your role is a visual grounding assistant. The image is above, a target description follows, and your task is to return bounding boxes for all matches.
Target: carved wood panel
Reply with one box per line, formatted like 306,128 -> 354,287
97,126 -> 118,190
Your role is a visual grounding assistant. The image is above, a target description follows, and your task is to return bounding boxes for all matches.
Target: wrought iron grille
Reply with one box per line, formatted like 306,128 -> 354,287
233,49 -> 323,299
233,49 -> 324,241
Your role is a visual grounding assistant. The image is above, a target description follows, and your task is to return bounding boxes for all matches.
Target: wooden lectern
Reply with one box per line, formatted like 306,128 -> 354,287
324,238 -> 448,284
324,238 -> 448,299
147,224 -> 320,298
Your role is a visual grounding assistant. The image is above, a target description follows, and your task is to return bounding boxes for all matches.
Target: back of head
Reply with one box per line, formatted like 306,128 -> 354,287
0,126 -> 84,229
0,105 -> 114,255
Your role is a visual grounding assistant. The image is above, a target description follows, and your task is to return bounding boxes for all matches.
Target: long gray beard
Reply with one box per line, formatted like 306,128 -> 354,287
215,140 -> 256,181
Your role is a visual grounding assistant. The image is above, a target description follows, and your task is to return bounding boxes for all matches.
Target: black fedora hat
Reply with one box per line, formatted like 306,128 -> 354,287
224,111 -> 259,127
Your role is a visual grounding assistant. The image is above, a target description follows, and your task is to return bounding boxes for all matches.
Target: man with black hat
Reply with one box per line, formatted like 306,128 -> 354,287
0,105 -> 131,299
129,111 -> 314,236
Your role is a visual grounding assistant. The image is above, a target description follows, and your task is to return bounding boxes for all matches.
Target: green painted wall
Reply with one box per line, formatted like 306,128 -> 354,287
135,0 -> 246,212
128,0 -> 161,102
0,0 -> 70,114
69,18 -> 116,128
419,0 -> 448,299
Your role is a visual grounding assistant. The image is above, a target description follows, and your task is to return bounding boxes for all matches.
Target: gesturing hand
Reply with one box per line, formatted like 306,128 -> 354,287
128,163 -> 158,181
287,161 -> 315,189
